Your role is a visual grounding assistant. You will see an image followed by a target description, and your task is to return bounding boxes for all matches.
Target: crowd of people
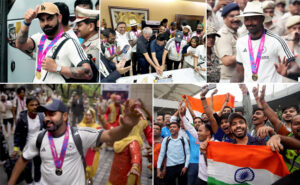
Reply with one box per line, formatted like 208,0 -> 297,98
0,86 -> 153,185
10,0 -> 100,83
207,0 -> 300,83
154,84 -> 300,185
100,18 -> 206,82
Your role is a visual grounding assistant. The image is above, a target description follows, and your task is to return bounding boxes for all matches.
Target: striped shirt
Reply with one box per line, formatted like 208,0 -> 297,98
236,29 -> 295,83
31,33 -> 89,83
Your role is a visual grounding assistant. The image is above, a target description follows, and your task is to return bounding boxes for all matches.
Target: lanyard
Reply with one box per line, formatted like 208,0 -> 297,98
133,30 -> 139,38
248,30 -> 266,75
184,35 -> 189,40
18,97 -> 25,111
175,42 -> 181,54
107,45 -> 115,56
48,125 -> 69,170
37,28 -> 64,72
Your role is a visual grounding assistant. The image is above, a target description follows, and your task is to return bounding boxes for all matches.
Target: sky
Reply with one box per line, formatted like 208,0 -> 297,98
193,83 -> 297,102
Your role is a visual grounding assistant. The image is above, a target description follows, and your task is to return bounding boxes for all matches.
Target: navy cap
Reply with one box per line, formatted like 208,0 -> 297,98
222,3 -> 240,17
228,113 -> 246,125
175,31 -> 183,42
37,98 -> 68,113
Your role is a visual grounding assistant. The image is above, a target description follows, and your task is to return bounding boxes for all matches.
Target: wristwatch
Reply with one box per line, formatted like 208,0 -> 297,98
56,65 -> 62,73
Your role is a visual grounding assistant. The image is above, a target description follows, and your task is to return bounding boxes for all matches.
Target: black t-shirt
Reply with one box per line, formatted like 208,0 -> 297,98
136,35 -> 150,58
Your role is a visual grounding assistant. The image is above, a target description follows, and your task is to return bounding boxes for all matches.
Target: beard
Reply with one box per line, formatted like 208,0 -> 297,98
45,116 -> 63,133
42,20 -> 59,37
233,128 -> 247,139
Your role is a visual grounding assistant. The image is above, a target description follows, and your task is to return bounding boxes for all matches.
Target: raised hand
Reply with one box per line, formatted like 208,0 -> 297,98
259,85 -> 266,102
24,5 -> 39,24
252,84 -> 259,99
239,84 -> 248,95
200,85 -> 209,98
120,99 -> 142,128
274,56 -> 288,77
211,89 -> 218,96
178,100 -> 186,117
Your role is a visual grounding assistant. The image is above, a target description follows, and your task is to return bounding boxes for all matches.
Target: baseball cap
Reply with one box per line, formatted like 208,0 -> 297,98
37,2 -> 60,16
228,113 -> 247,125
37,99 -> 68,113
290,0 -> 300,5
175,31 -> 183,42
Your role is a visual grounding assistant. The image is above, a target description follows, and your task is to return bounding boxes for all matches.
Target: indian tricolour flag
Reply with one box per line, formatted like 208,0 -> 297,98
207,141 -> 290,185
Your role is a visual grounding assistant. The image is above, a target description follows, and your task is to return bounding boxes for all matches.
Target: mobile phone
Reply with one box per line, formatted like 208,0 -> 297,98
122,45 -> 130,54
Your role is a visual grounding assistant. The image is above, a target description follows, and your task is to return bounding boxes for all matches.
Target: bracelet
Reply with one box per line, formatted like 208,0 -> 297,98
23,20 -> 31,26
200,97 -> 206,100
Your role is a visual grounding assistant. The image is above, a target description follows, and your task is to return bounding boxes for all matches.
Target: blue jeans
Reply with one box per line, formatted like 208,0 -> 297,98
187,163 -> 199,185
137,57 -> 149,74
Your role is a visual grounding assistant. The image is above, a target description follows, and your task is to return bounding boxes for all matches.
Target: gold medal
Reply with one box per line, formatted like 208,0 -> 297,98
177,53 -> 180,56
252,74 -> 258,81
36,71 -> 41,79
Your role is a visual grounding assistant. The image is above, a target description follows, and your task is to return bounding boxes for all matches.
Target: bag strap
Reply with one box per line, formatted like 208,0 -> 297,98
36,130 -> 47,150
42,37 -> 70,81
70,126 -> 86,173
180,136 -> 186,161
164,136 -> 171,159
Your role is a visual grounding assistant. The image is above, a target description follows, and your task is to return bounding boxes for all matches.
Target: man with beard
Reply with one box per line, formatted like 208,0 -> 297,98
233,1 -> 299,83
253,85 -> 300,173
8,98 -> 142,185
12,97 -> 44,185
282,105 -> 299,131
215,3 -> 241,82
162,31 -> 187,70
15,2 -> 93,83
156,114 -> 164,126
74,6 -> 100,68
102,28 -> 119,63
128,20 -> 141,75
161,113 -> 172,138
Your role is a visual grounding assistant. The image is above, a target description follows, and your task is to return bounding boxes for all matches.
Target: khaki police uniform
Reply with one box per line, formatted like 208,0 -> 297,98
74,6 -> 100,68
214,25 -> 238,81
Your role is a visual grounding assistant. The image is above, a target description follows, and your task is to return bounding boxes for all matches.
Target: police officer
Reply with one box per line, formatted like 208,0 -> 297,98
74,6 -> 100,68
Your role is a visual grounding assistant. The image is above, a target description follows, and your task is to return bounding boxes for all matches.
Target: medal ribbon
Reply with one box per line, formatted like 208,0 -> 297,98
248,30 -> 265,75
184,35 -> 189,41
18,97 -> 25,111
48,124 -> 69,170
133,30 -> 139,38
107,45 -> 115,56
36,28 -> 64,73
175,42 -> 181,55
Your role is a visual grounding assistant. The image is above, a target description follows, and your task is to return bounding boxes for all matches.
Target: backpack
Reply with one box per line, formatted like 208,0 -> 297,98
164,136 -> 186,161
42,37 -> 99,83
36,126 -> 86,173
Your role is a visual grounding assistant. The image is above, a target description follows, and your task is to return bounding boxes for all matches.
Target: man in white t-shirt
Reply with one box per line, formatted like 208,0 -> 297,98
13,87 -> 27,125
15,2 -> 93,83
12,97 -> 44,185
162,31 -> 188,70
8,98 -> 142,185
233,1 -> 298,83
128,20 -> 141,75
116,22 -> 132,76
0,94 -> 14,138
